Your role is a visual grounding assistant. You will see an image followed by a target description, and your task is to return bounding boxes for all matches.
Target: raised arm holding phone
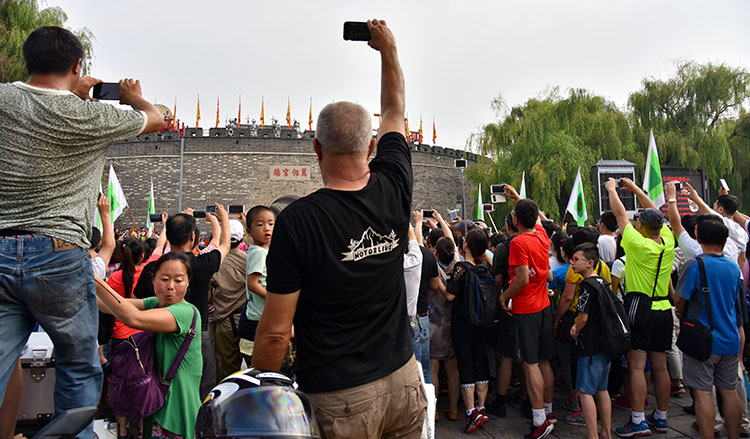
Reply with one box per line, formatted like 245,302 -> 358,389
251,19 -> 427,439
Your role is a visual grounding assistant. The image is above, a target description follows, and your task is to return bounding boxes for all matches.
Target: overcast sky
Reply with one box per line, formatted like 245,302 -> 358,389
48,0 -> 750,149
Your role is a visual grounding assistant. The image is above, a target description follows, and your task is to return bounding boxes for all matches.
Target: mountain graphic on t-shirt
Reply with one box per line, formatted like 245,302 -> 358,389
341,227 -> 400,262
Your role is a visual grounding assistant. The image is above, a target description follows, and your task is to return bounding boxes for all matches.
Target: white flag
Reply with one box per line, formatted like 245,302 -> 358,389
107,165 -> 128,223
566,167 -> 587,226
146,178 -> 155,236
642,130 -> 665,208
476,183 -> 484,221
520,172 -> 527,199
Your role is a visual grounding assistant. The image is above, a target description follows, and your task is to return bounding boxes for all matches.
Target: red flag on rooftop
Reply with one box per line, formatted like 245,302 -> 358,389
308,98 -> 313,131
286,98 -> 291,128
237,95 -> 241,128
418,116 -> 423,144
195,95 -> 200,128
215,96 -> 220,128
432,118 -> 437,144
260,97 -> 265,128
172,98 -> 177,131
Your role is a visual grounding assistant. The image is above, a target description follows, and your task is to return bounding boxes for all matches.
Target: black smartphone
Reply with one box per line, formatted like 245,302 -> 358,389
228,205 -> 245,214
193,210 -> 206,218
149,214 -> 162,223
483,203 -> 494,213
673,181 -> 682,192
92,82 -> 120,100
205,205 -> 217,213
454,159 -> 467,168
617,179 -> 626,189
490,184 -> 505,194
343,21 -> 370,41
422,210 -> 434,218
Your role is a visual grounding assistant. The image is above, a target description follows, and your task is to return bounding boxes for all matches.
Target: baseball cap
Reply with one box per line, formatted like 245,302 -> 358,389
634,208 -> 665,228
229,220 -> 244,243
452,219 -> 475,234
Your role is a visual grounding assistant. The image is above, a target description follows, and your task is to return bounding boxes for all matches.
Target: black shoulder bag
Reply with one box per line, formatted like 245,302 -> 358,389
676,257 -> 713,361
623,249 -> 664,329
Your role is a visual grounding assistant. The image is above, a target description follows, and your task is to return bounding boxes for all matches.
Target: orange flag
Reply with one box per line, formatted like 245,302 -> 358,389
237,95 -> 241,128
260,97 -> 264,128
308,98 -> 313,131
405,115 -> 410,140
215,96 -> 220,128
432,118 -> 437,144
286,98 -> 291,128
419,116 -> 424,144
195,95 -> 201,128
172,98 -> 177,131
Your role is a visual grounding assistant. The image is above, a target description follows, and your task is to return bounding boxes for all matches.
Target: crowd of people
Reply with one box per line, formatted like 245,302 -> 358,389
1,18 -> 749,439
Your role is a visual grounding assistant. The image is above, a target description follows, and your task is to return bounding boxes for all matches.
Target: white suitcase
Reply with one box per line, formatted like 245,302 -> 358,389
17,332 -> 56,424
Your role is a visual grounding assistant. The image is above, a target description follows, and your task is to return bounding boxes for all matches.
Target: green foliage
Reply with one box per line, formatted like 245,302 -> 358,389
468,89 -> 637,225
471,61 -> 750,227
0,0 -> 94,82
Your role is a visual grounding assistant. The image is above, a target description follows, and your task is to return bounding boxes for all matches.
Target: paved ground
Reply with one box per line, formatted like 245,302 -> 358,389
434,386 -> 708,438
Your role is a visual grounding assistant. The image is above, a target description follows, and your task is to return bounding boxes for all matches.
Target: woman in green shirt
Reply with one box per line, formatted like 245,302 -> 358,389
96,252 -> 202,439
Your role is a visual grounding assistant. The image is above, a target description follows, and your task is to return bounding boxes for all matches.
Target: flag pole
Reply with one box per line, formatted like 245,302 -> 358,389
486,210 -> 499,233
126,205 -> 138,231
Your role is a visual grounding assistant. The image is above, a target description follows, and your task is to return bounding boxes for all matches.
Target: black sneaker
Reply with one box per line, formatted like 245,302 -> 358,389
487,398 -> 507,417
524,420 -> 554,439
464,409 -> 483,434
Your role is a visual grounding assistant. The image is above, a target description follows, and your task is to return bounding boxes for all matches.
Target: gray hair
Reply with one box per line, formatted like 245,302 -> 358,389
315,102 -> 372,154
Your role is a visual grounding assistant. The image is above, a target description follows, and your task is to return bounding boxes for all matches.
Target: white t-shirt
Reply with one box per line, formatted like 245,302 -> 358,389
91,256 -> 106,279
597,234 -> 617,264
403,239 -> 423,317
611,255 -> 627,299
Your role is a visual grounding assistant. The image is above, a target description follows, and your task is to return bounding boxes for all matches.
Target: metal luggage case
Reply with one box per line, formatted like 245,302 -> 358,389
17,332 -> 55,424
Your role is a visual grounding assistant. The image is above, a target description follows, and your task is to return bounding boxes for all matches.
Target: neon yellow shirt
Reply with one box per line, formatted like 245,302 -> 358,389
621,223 -> 675,311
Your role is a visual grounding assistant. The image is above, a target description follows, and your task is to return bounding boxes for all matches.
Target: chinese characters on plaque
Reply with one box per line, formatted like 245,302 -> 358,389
269,165 -> 311,181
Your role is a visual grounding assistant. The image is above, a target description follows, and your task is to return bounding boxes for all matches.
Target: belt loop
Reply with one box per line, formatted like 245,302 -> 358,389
17,236 -> 22,262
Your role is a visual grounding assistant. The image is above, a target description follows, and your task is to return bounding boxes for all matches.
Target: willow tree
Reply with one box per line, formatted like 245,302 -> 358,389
467,88 -> 637,226
0,0 -> 94,82
629,61 -> 750,207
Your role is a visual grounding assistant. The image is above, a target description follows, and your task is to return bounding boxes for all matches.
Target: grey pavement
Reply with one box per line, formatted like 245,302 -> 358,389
434,386 -> 709,438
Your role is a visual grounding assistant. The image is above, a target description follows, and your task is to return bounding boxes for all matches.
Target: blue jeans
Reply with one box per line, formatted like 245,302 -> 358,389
0,235 -> 102,439
411,315 -> 431,384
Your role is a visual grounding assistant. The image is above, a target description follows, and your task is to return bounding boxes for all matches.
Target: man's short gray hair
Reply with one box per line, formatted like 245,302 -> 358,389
315,101 -> 372,155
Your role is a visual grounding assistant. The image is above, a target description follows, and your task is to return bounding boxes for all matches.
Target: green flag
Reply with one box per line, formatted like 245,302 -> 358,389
566,167 -> 587,226
146,178 -> 155,236
642,130 -> 665,207
107,164 -> 128,222
520,171 -> 527,199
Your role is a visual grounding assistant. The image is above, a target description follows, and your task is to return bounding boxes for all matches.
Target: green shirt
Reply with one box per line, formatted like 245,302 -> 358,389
245,245 -> 268,320
621,223 -> 675,311
143,297 -> 202,439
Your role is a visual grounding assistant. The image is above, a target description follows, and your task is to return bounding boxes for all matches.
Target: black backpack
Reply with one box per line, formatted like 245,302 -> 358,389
580,276 -> 631,358
457,261 -> 500,328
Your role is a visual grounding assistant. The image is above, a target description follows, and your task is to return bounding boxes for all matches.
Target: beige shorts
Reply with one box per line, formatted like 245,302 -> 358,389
308,355 -> 428,439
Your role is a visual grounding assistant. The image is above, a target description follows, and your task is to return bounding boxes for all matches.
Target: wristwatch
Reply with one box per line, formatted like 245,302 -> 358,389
667,198 -> 677,203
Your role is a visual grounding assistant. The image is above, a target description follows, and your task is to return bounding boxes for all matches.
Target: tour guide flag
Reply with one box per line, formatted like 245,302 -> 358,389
195,95 -> 200,128
643,130 -> 665,208
566,167 -> 587,226
476,183 -> 484,221
520,171 -> 527,199
107,165 -> 128,223
260,97 -> 265,128
146,178 -> 155,235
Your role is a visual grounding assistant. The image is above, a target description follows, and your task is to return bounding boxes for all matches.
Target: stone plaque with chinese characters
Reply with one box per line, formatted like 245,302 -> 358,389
269,165 -> 311,180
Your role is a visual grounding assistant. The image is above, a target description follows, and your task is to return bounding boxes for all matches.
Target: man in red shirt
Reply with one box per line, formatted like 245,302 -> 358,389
500,185 -> 555,439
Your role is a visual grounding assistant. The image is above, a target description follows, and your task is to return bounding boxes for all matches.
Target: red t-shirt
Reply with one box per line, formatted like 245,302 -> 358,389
107,265 -> 145,339
508,224 -> 550,314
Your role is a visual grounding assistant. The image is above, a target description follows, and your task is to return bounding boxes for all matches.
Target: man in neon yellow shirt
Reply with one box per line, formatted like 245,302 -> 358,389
605,177 -> 675,438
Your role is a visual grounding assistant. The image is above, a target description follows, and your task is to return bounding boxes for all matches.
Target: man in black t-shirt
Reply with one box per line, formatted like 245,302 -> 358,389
251,19 -> 427,439
133,205 -> 231,397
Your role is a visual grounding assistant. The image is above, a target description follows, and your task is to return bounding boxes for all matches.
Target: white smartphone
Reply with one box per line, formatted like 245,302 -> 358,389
720,178 -> 730,192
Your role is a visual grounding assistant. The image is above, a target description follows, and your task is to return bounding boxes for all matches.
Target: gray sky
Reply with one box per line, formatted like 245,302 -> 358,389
49,0 -> 750,149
